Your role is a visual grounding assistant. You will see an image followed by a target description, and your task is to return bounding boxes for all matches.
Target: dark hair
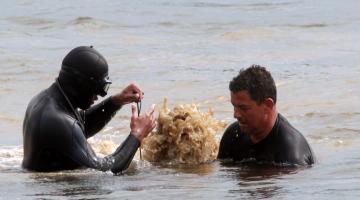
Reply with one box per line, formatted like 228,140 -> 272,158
229,64 -> 277,104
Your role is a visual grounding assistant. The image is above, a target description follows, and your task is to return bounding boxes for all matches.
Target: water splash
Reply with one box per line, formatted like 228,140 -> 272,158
88,138 -> 116,157
142,98 -> 228,164
0,145 -> 23,171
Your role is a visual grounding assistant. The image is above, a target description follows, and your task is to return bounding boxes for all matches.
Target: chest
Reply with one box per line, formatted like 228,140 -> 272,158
231,134 -> 279,162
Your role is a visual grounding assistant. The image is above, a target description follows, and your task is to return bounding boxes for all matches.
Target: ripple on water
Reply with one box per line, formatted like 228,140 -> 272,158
66,16 -> 112,30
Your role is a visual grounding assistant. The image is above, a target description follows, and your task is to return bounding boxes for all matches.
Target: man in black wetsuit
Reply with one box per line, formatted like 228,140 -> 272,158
218,65 -> 314,166
22,46 -> 157,174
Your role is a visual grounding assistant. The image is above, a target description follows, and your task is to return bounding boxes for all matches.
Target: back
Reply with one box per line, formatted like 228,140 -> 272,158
22,85 -> 80,171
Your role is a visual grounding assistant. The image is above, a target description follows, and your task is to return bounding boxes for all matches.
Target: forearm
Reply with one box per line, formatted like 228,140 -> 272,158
84,97 -> 121,138
78,134 -> 140,173
110,134 -> 140,174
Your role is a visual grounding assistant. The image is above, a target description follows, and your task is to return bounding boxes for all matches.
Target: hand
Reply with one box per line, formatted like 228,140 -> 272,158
111,83 -> 144,106
130,104 -> 157,142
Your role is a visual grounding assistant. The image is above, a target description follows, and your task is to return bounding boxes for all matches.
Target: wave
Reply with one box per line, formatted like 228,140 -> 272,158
303,111 -> 360,118
66,16 -> 111,30
284,23 -> 330,29
0,139 -> 120,172
217,28 -> 275,41
0,146 -> 23,172
5,16 -> 55,26
160,1 -> 298,10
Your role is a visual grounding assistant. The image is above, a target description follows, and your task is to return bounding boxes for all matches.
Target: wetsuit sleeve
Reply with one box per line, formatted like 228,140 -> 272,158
83,97 -> 121,138
110,133 -> 140,174
64,120 -> 140,173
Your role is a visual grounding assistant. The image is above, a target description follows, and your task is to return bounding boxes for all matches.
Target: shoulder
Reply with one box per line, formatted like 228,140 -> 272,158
275,114 -> 315,165
220,121 -> 248,147
32,92 -> 78,140
41,110 -> 76,133
218,121 -> 251,159
224,121 -> 240,135
221,121 -> 241,141
276,114 -> 307,144
218,122 -> 238,159
39,109 -> 85,151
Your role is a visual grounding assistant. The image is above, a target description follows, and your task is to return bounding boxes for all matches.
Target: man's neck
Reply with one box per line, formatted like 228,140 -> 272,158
250,111 -> 278,144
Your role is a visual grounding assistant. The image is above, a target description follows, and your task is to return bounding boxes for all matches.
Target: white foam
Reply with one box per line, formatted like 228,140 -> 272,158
0,146 -> 23,171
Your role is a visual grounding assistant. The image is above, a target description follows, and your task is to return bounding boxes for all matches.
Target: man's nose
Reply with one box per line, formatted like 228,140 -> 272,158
234,108 -> 242,119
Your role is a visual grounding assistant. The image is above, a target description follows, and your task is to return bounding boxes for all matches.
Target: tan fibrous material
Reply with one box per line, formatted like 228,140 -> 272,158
141,98 -> 228,164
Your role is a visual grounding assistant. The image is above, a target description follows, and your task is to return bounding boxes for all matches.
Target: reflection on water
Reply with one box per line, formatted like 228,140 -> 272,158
221,162 -> 302,181
150,162 -> 216,176
27,170 -> 113,198
220,162 -> 303,199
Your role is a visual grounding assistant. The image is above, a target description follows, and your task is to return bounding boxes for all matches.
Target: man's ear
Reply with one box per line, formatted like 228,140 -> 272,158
263,98 -> 275,111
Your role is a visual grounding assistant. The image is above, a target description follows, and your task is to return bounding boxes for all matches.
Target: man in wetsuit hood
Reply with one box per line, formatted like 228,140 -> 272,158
22,46 -> 156,173
218,65 -> 315,166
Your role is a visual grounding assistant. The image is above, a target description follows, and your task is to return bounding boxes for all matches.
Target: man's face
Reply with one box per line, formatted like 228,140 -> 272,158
78,93 -> 98,110
231,90 -> 267,135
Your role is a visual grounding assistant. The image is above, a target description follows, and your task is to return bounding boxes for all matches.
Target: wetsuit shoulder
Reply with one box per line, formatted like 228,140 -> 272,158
274,114 -> 315,166
22,87 -> 81,171
40,103 -> 79,146
218,121 -> 251,159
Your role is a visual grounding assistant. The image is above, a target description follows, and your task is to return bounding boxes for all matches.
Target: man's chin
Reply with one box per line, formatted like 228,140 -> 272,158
238,123 -> 249,133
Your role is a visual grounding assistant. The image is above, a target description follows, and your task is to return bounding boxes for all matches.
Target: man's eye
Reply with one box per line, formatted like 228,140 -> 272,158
243,106 -> 252,111
236,106 -> 250,111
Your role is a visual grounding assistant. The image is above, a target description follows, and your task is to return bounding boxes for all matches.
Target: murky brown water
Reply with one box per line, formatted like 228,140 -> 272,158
0,0 -> 360,199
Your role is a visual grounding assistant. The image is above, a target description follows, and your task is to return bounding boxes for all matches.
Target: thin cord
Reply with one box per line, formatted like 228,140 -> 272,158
137,101 -> 142,116
55,78 -> 85,131
137,100 -> 142,160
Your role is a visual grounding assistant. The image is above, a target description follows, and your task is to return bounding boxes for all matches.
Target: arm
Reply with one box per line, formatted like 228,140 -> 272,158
84,83 -> 144,138
63,104 -> 156,174
84,97 -> 121,138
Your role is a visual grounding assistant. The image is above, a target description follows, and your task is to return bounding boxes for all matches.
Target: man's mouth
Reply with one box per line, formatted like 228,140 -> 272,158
238,121 -> 247,127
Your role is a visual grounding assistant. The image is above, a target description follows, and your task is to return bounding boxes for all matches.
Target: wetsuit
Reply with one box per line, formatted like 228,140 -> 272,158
218,114 -> 315,166
22,82 -> 139,173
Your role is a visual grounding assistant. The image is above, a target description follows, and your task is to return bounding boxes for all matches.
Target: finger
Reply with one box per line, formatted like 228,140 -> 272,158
149,114 -> 154,122
131,104 -> 137,117
133,93 -> 140,102
135,92 -> 143,102
147,104 -> 156,115
150,115 -> 156,124
139,90 -> 144,100
130,84 -> 144,98
151,121 -> 157,131
130,83 -> 141,92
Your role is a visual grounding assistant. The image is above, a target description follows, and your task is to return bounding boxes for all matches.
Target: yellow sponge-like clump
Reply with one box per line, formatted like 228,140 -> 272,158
141,98 -> 227,164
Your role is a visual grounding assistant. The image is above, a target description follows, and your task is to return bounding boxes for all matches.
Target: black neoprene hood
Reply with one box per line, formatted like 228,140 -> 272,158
57,46 -> 111,108
61,46 -> 109,80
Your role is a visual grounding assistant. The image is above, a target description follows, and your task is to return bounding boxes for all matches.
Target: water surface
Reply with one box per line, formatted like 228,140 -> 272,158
0,0 -> 359,199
